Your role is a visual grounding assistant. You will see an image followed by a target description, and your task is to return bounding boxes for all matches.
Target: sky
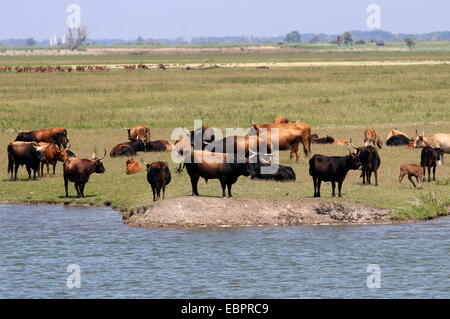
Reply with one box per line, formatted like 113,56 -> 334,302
0,0 -> 449,40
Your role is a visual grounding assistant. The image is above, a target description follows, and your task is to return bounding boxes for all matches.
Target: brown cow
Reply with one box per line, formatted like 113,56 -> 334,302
398,164 -> 423,189
332,139 -> 350,146
124,125 -> 150,142
126,158 -> 142,175
364,129 -> 382,149
251,122 -> 311,162
386,129 -> 408,141
63,150 -> 106,198
15,128 -> 69,148
38,142 -> 73,177
273,116 -> 290,124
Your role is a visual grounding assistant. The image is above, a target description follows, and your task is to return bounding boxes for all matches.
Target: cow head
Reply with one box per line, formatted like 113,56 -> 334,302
185,126 -> 215,150
413,131 -> 427,148
91,149 -> 106,173
32,143 -> 50,161
346,151 -> 362,170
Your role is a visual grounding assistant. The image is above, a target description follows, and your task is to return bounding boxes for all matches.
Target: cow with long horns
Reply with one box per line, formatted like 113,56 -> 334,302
7,141 -> 49,180
63,150 -> 106,198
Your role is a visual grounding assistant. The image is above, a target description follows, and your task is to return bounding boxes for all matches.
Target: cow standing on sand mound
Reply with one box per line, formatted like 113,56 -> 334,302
142,160 -> 171,201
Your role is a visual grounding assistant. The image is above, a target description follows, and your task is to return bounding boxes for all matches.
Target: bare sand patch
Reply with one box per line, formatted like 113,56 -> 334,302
125,197 -> 392,229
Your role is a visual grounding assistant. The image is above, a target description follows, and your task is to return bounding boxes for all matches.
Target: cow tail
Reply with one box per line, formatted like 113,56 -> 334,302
7,147 -> 13,175
302,127 -> 312,157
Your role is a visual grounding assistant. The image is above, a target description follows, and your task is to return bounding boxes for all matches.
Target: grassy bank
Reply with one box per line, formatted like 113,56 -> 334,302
0,56 -> 449,220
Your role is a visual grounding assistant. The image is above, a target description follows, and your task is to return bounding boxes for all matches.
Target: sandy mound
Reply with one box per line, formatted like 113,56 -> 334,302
125,197 -> 392,228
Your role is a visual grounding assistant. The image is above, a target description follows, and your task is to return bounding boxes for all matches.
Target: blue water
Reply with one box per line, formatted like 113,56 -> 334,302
0,204 -> 448,298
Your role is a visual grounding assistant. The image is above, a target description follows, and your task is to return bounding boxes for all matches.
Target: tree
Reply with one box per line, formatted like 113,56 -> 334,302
285,31 -> 301,43
404,38 -> 416,49
25,37 -> 36,46
309,35 -> 320,44
343,31 -> 353,45
136,36 -> 144,45
66,26 -> 87,51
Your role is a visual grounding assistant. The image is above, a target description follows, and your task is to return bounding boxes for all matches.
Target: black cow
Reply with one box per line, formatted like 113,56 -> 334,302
309,152 -> 362,197
352,145 -> 381,185
7,141 -> 48,180
386,135 -> 410,146
250,163 -> 296,182
110,140 -> 147,157
184,150 -> 257,197
420,146 -> 444,182
312,135 -> 335,144
143,161 -> 171,201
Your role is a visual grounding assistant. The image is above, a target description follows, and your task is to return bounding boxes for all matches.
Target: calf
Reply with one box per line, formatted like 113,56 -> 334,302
398,164 -> 423,189
142,160 -> 171,201
364,129 -> 382,149
420,147 -> 444,182
63,150 -> 106,198
110,140 -> 147,157
308,151 -> 362,197
126,158 -> 141,175
7,142 -> 48,180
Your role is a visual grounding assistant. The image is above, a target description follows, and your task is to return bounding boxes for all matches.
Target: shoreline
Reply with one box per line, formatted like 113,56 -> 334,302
1,197 -> 448,228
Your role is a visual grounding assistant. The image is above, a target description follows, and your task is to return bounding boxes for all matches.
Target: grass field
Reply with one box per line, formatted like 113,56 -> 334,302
0,50 -> 449,219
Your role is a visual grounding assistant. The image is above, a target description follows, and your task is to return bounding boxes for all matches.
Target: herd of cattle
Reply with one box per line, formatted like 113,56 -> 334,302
5,118 -> 450,201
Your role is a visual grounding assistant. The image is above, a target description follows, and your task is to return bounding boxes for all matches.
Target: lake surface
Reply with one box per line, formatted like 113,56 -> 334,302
0,204 -> 449,298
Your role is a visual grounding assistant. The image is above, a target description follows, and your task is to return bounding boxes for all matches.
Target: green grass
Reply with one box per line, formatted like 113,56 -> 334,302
0,52 -> 449,220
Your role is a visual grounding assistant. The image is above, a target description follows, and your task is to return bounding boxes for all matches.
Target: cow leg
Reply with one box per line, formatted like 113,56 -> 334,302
80,183 -> 86,198
156,186 -> 161,201
52,163 -> 56,177
64,177 -> 69,197
75,182 -> 82,197
331,181 -> 336,197
408,175 -> 417,188
432,165 -> 436,181
312,176 -> 318,197
398,172 -> 405,185
367,171 -> 372,185
317,179 -> 322,197
219,179 -> 226,198
337,180 -> 343,197
190,175 -> 200,196
26,165 -> 32,180
14,164 -> 19,180
40,162 -> 44,177
374,170 -> 378,186
162,185 -> 166,199
226,183 -> 233,198
151,186 -> 156,201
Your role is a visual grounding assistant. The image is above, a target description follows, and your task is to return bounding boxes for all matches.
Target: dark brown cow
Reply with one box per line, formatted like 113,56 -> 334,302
15,128 -> 69,148
206,135 -> 272,162
7,142 -> 49,180
142,160 -> 171,201
145,140 -> 174,152
63,150 -> 106,198
110,140 -> 148,157
250,122 -> 312,162
420,147 -> 444,182
38,142 -> 73,177
124,125 -> 151,142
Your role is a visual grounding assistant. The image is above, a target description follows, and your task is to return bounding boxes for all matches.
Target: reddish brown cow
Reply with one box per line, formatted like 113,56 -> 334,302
15,128 -> 69,148
142,160 -> 171,201
251,122 -> 312,162
126,158 -> 142,175
124,125 -> 151,142
38,142 -> 72,177
273,116 -> 290,124
364,129 -> 382,149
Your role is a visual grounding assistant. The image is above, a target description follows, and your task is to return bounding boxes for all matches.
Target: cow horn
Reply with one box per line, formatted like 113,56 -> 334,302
349,138 -> 359,150
98,149 -> 106,160
264,152 -> 274,157
203,140 -> 210,145
183,128 -> 191,135
91,150 -> 97,160
260,157 -> 271,165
